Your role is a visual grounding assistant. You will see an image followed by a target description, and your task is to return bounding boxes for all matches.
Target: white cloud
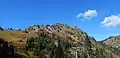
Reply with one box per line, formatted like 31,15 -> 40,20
76,10 -> 98,20
101,14 -> 120,28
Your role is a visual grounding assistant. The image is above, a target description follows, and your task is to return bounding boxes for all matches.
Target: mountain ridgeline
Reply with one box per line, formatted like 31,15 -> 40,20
0,23 -> 120,58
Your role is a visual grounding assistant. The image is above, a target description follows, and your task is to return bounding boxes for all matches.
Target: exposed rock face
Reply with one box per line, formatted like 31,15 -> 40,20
26,23 -> 86,43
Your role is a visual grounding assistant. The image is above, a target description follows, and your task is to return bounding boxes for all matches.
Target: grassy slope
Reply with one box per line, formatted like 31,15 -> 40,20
0,30 -> 27,48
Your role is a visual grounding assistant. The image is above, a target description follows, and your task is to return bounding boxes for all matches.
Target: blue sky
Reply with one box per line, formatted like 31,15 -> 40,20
0,0 -> 120,41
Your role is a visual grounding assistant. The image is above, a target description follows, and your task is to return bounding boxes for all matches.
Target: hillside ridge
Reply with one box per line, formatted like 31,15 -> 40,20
0,23 -> 120,58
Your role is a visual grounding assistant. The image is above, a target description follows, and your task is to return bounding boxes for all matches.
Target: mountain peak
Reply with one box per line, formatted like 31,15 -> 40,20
25,23 -> 87,43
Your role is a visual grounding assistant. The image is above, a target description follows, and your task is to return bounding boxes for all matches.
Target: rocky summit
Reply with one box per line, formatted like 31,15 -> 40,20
0,23 -> 120,58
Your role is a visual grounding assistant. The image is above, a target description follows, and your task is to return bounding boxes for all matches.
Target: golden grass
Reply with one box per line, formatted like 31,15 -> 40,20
0,31 -> 25,41
0,30 -> 27,48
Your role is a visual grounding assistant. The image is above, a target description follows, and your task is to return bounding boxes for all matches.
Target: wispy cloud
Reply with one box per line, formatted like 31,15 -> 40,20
76,10 -> 98,20
101,14 -> 120,28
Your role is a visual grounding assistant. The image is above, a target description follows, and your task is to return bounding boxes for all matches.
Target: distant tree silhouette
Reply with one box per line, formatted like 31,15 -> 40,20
0,26 -> 4,30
